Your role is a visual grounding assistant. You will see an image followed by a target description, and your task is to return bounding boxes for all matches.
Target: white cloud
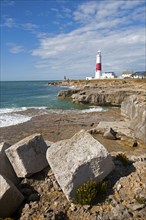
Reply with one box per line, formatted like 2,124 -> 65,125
1,0 -> 14,6
1,17 -> 38,33
31,0 -> 145,79
20,23 -> 39,31
6,43 -> 26,54
2,17 -> 16,28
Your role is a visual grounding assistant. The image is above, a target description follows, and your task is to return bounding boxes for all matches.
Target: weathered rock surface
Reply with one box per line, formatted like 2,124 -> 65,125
57,79 -> 146,144
121,95 -> 146,143
0,174 -> 24,218
5,134 -> 49,178
58,89 -> 80,98
0,142 -> 20,185
103,128 -> 117,140
46,130 -> 115,200
96,121 -> 134,137
71,90 -> 133,106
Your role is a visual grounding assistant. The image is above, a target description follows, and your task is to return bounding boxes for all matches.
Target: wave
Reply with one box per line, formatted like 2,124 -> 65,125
0,106 -> 47,114
81,106 -> 106,113
0,106 -> 106,128
0,113 -> 31,127
0,106 -> 48,128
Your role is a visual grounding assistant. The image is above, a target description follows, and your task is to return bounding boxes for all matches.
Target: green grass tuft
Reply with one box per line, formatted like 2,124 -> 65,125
74,179 -> 108,205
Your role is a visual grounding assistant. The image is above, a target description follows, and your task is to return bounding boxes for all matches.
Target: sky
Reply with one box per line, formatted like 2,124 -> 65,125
0,0 -> 146,81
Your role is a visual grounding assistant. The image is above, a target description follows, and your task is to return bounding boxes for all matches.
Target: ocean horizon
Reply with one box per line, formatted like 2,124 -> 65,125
0,80 -> 105,127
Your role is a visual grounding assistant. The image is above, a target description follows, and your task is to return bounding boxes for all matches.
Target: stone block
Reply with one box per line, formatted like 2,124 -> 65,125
5,134 -> 49,178
0,174 -> 24,218
46,130 -> 115,200
0,142 -> 20,185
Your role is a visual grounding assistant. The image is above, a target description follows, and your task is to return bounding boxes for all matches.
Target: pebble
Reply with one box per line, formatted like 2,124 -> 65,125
70,203 -> 77,211
116,183 -> 122,191
128,203 -> 145,211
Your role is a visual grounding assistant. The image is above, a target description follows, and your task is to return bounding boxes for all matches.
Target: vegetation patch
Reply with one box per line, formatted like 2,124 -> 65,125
74,179 -> 108,205
135,196 -> 146,204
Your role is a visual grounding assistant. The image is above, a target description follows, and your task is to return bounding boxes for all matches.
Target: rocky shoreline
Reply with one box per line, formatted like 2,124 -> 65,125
0,78 -> 146,220
57,78 -> 146,144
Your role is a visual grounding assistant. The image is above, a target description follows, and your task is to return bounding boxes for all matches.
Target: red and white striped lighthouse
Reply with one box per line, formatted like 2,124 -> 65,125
95,50 -> 102,78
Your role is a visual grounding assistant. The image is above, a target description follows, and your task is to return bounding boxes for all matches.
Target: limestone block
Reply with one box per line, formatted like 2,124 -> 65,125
46,130 -> 115,200
0,174 -> 24,218
0,142 -> 20,185
5,134 -> 49,178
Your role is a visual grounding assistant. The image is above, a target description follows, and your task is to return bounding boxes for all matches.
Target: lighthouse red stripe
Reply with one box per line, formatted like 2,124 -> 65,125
96,63 -> 101,71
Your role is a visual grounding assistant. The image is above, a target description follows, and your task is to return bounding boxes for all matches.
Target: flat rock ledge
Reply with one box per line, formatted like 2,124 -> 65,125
46,130 -> 115,201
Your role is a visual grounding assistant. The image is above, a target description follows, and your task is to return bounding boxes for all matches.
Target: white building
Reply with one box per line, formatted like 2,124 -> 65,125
122,72 -> 133,78
102,72 -> 117,79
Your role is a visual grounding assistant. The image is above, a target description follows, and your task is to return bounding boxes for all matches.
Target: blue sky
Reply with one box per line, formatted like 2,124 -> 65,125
0,0 -> 146,81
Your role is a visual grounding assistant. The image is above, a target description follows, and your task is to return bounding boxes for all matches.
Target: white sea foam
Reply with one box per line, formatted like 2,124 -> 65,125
0,106 -> 47,114
0,107 -> 28,114
82,106 -> 106,113
0,106 -> 48,127
0,113 -> 31,127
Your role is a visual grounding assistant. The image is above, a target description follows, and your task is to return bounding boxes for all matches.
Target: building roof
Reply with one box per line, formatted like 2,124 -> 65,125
131,71 -> 146,77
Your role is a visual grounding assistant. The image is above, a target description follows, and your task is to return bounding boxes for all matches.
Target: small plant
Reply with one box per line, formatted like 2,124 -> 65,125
135,196 -> 146,204
74,179 -> 97,205
74,179 -> 108,205
97,180 -> 108,195
116,153 -> 129,166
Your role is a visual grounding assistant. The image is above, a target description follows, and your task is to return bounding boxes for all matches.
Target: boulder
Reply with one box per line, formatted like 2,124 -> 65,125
0,142 -> 20,185
5,134 -> 49,178
46,130 -> 115,201
0,174 -> 24,218
103,128 -> 117,140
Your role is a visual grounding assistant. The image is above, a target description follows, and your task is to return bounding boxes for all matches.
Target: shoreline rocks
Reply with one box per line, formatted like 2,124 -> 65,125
121,95 -> 146,143
0,79 -> 146,219
57,79 -> 146,144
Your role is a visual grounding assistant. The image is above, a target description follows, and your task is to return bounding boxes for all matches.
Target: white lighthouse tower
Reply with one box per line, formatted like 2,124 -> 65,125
95,50 -> 102,79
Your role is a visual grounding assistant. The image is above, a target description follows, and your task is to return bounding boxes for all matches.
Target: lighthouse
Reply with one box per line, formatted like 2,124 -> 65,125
95,50 -> 102,79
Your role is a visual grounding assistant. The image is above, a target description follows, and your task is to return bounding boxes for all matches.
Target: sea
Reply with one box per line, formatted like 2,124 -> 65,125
0,81 -> 105,128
